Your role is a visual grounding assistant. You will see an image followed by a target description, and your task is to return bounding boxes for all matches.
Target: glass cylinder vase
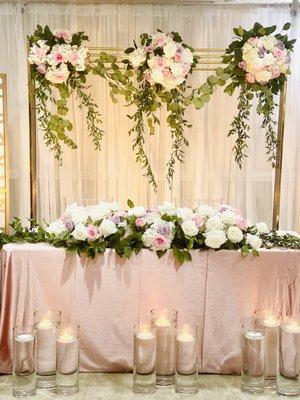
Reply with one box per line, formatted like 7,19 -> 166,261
241,320 -> 265,395
34,309 -> 61,389
56,324 -> 79,395
133,324 -> 157,395
277,316 -> 300,396
175,324 -> 198,395
151,308 -> 177,386
254,309 -> 281,388
12,325 -> 37,398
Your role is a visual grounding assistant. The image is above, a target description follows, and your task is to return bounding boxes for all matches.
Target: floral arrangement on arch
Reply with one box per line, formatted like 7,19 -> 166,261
5,200 -> 299,264
119,30 -> 198,190
192,22 -> 295,167
28,25 -> 104,161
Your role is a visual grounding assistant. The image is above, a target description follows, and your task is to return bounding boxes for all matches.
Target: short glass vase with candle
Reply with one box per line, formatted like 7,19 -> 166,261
241,319 -> 265,395
277,315 -> 300,396
12,325 -> 37,398
133,324 -> 157,394
56,324 -> 80,395
254,309 -> 281,389
151,308 -> 177,386
34,309 -> 61,389
175,324 -> 198,395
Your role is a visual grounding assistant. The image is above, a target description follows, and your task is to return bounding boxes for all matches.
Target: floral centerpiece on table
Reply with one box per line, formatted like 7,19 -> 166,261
119,30 -> 198,190
5,200 -> 299,264
28,25 -> 103,161
193,22 -> 295,167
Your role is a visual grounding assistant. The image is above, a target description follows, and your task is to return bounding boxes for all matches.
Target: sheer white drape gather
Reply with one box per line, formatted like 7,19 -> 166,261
0,2 -> 299,230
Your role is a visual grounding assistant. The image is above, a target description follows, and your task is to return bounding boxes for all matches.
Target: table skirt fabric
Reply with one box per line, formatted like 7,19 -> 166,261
0,244 -> 299,374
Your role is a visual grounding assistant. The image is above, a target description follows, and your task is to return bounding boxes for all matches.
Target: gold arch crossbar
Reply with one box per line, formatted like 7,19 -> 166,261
28,47 -> 285,228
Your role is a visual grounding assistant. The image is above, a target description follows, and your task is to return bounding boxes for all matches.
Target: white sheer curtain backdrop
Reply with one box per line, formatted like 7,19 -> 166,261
0,2 -> 298,230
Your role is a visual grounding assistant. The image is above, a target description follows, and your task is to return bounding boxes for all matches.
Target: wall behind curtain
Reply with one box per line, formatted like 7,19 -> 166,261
0,2 -> 298,230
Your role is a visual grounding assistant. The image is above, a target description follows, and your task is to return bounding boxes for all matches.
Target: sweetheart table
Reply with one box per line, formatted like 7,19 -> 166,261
0,243 -> 299,374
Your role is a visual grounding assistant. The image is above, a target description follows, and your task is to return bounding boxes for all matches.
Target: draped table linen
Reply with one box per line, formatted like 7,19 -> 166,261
0,243 -> 299,374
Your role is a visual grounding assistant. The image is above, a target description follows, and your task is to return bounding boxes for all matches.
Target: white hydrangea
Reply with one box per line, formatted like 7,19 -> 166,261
128,206 -> 146,217
128,48 -> 146,68
142,228 -> 157,248
163,41 -> 178,58
69,206 -> 88,225
157,201 -> 176,215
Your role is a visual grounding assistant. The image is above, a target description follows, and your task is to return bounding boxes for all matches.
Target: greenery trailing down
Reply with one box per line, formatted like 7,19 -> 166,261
192,22 -> 295,168
228,86 -> 252,167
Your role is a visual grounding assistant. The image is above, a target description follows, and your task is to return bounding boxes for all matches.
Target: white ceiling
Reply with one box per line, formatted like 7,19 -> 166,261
0,0 -> 294,4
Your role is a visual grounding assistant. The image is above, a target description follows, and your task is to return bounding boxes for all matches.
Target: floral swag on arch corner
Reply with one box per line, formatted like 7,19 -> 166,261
28,23 -> 295,189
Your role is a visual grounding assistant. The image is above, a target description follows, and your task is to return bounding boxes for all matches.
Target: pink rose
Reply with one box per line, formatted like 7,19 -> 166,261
153,234 -> 167,249
273,48 -> 287,59
174,51 -> 183,62
238,61 -> 246,70
271,69 -> 281,79
86,225 -> 100,241
145,45 -> 154,53
135,217 -> 146,228
69,50 -> 79,64
163,68 -> 172,79
37,64 -> 47,74
192,214 -> 204,228
235,217 -> 248,231
246,72 -> 256,84
54,29 -> 71,43
52,51 -> 67,65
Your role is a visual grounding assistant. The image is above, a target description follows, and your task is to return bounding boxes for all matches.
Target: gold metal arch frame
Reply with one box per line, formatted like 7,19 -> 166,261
28,47 -> 285,228
0,74 -> 9,232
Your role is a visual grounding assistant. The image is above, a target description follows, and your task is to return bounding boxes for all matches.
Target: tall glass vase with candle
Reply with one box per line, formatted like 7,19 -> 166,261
13,325 -> 37,397
56,324 -> 80,395
254,309 -> 281,389
151,308 -> 177,386
175,324 -> 198,395
34,309 -> 61,389
277,315 -> 300,396
133,324 -> 157,394
241,319 -> 265,395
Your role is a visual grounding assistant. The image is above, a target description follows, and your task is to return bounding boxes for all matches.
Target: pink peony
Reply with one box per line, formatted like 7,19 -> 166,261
246,72 -> 256,84
153,234 -> 167,249
235,217 -> 248,231
238,61 -> 246,70
174,51 -> 183,62
37,64 -> 47,74
135,217 -> 146,228
86,225 -> 100,241
163,68 -> 172,79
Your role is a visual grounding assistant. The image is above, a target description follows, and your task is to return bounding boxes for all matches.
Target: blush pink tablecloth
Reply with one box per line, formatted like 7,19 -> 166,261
0,243 -> 299,374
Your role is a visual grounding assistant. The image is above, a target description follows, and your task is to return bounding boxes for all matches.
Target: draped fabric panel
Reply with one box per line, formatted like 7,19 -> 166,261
0,2 -> 298,230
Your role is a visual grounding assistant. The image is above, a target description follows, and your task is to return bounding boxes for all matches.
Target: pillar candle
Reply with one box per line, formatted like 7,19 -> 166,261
36,319 -> 56,375
56,331 -> 79,375
134,327 -> 156,374
14,333 -> 35,374
244,330 -> 265,376
261,317 -> 280,378
176,330 -> 196,375
154,316 -> 175,375
281,323 -> 300,378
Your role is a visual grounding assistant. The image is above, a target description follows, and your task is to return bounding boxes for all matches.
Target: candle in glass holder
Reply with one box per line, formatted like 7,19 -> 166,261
36,318 -> 56,375
56,330 -> 79,375
254,310 -> 280,385
151,308 -> 177,386
134,325 -> 156,374
176,327 -> 197,375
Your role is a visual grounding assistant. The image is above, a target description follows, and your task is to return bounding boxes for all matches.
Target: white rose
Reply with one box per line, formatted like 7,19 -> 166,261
71,223 -> 89,241
128,48 -> 146,68
205,216 -> 224,231
89,205 -> 110,221
220,210 -> 236,225
128,206 -> 146,217
176,207 -> 194,221
163,41 -> 178,58
70,206 -> 88,224
170,63 -> 184,77
204,230 -> 227,249
150,68 -> 164,84
99,218 -> 117,238
142,228 -> 157,248
227,226 -> 243,243
255,221 -> 269,234
254,69 -> 272,84
158,201 -> 176,215
246,234 -> 263,249
196,205 -> 215,218
151,32 -> 168,48
181,220 -> 198,237
46,219 -> 67,235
